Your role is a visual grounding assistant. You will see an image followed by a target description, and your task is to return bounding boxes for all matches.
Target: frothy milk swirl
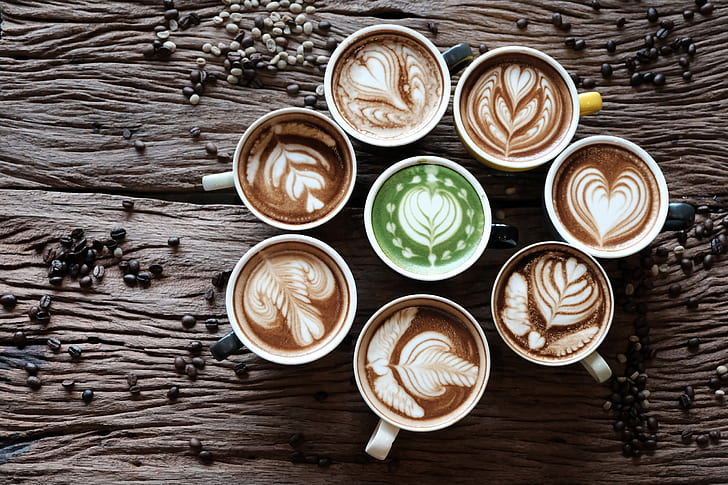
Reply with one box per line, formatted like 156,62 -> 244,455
461,59 -> 571,162
332,33 -> 444,141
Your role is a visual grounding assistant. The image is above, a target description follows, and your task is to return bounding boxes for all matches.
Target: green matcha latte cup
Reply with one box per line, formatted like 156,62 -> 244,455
364,156 -> 518,281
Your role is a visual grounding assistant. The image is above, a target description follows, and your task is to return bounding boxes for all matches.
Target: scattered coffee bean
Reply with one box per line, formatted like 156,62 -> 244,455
47,338 -> 62,352
181,315 -> 196,328
564,37 -> 576,48
217,152 -> 231,164
168,237 -> 180,247
110,227 -> 127,241
24,362 -> 39,375
684,9 -> 695,20
148,264 -> 163,276
127,259 -> 140,274
62,379 -> 75,390
205,142 -> 218,155
28,305 -> 40,321
478,43 -> 488,54
174,357 -> 187,373
92,265 -> 105,281
192,357 -> 205,369
198,450 -> 213,463
82,389 -> 94,403
696,434 -> 709,446
303,94 -> 317,106
699,3 -> 714,15
234,361 -> 248,377
704,218 -> 714,233
695,224 -> 706,238
137,272 -> 151,286
703,254 -> 715,270
616,17 -> 627,28
709,377 -> 721,389
668,284 -> 682,297
644,35 -> 654,48
79,276 -> 92,288
286,84 -> 300,96
122,128 -> 132,140
646,7 -> 659,22
13,330 -> 26,348
0,294 -> 17,308
123,274 -> 138,286
188,341 -> 202,353
683,71 -> 693,81
189,126 -> 201,138
185,364 -> 198,380
204,287 -> 215,302
551,13 -> 562,27
688,337 -> 701,350
204,318 -> 219,331
318,457 -> 331,467
630,72 -> 643,87
68,345 -> 83,359
167,386 -> 179,399
582,77 -> 596,89
325,37 -> 338,51
129,384 -> 141,395
190,438 -> 202,450
679,393 -> 692,409
591,0 -> 601,11
27,375 -> 42,389
709,430 -> 721,442
134,140 -> 146,152
687,297 -> 699,310
717,365 -> 728,375
574,39 -> 587,51
600,63 -> 612,78
516,18 -> 528,29
680,258 -> 693,274
686,385 -> 696,399
49,276 -> 64,286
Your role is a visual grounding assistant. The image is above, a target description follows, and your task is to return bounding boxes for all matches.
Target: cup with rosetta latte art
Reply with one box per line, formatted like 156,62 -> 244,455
544,136 -> 696,259
354,294 -> 491,460
491,241 -> 614,383
453,46 -> 603,171
364,156 -> 518,281
201,108 -> 356,230
210,234 -> 357,365
324,24 -> 474,147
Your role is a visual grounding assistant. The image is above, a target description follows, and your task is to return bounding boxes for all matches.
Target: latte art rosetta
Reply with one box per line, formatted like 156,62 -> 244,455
461,59 -> 572,162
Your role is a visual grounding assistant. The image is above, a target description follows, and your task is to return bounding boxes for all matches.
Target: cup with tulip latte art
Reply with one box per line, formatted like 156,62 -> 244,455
491,241 -> 614,383
210,235 -> 357,365
201,108 -> 356,230
453,46 -> 603,171
354,294 -> 490,460
544,136 -> 696,259
325,24 -> 474,147
364,156 -> 518,281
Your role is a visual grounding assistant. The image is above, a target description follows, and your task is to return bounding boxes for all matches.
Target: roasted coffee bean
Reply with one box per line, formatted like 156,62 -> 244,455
168,237 -> 180,247
79,264 -> 90,276
569,72 -> 580,85
478,43 -> 488,54
82,389 -> 94,403
516,18 -> 528,29
709,430 -> 721,442
129,384 -> 141,395
25,362 -> 39,375
688,337 -> 701,350
47,338 -> 62,352
600,63 -> 612,78
105,239 -> 118,250
205,142 -> 218,155
647,416 -> 658,431
695,224 -> 706,238
683,71 -> 693,81
605,40 -> 617,53
167,386 -> 179,399
703,254 -> 715,270
644,35 -> 655,48
198,450 -> 213,462
551,12 -> 562,27
591,0 -> 601,10
182,86 -> 195,98
123,274 -> 138,286
646,7 -> 659,22
660,18 -> 675,30
683,9 -> 695,20
126,373 -> 138,386
574,39 -> 586,51
174,356 -> 186,372
185,364 -> 198,380
28,305 -> 40,321
217,152 -> 231,164
14,330 -> 26,348
1,294 -> 17,308
204,288 -> 215,301
38,294 -> 52,310
318,457 -> 331,468
711,237 -> 724,255
149,264 -> 163,275
190,438 -> 202,450
204,318 -> 219,331
679,393 -> 692,409
234,361 -> 248,377
62,379 -> 75,390
582,77 -> 596,89
181,315 -> 196,328
127,259 -> 140,274
699,3 -> 714,15
630,72 -> 643,86
110,227 -> 127,241
659,45 -> 673,56
709,377 -> 721,389
188,341 -> 203,354
687,297 -> 699,309
616,17 -> 627,28
134,140 -> 146,152
137,272 -> 151,286
668,284 -> 682,297
79,276 -> 93,288
68,345 -> 82,359
27,376 -> 42,389
680,258 -> 693,274
614,420 -> 626,432
84,249 -> 97,264
696,434 -> 709,446
192,357 -> 205,369
655,28 -> 668,40
189,126 -> 202,138
653,73 -> 666,86
60,236 -> 73,247
71,228 -> 84,240
703,218 -> 714,233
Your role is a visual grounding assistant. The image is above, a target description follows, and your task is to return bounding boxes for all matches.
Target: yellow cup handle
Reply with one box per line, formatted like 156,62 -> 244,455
579,92 -> 602,116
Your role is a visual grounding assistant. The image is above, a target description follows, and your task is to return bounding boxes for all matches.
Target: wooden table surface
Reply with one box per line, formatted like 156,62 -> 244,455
1,1 -> 727,483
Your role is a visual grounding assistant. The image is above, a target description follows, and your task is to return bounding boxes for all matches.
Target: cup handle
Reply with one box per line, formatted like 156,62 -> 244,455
662,202 -> 696,231
579,351 -> 612,383
202,171 -> 235,191
578,92 -> 602,116
210,331 -> 243,361
442,43 -> 474,75
365,419 -> 400,461
488,224 -> 519,249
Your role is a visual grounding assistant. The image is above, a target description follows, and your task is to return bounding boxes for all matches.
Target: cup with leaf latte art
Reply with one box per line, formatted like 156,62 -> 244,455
364,156 -> 518,281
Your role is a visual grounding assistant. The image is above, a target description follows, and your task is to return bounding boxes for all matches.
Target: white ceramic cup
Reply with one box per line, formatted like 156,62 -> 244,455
453,46 -> 602,172
363,155 -> 518,281
324,24 -> 473,147
210,234 -> 357,365
201,107 -> 357,231
491,241 -> 614,383
544,135 -> 695,259
353,294 -> 491,460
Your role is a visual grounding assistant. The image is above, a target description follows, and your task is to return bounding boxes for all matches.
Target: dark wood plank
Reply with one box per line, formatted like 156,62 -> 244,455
1,190 -> 727,482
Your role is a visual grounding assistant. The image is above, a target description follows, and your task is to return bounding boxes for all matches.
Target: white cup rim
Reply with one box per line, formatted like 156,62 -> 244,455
453,46 -> 580,170
353,294 -> 491,432
490,241 -> 615,367
363,156 -> 493,281
225,234 -> 357,365
231,107 -> 357,231
544,135 -> 670,259
324,24 -> 450,147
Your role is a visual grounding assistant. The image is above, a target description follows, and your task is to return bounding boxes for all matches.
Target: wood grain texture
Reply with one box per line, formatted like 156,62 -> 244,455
1,0 -> 728,482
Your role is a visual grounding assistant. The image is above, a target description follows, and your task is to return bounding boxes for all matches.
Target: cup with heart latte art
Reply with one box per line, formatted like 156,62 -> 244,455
201,108 -> 356,230
491,241 -> 614,383
364,156 -> 519,281
453,46 -> 603,171
544,136 -> 696,259
324,24 -> 474,147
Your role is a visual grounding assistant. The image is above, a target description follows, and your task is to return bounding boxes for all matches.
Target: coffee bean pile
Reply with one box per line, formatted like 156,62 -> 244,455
141,1 -> 200,61
173,341 -> 206,381
189,438 -> 213,463
288,432 -> 333,467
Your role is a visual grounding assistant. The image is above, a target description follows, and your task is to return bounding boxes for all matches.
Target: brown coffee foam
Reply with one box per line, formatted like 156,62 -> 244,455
459,53 -> 573,163
330,29 -> 444,141
358,303 -> 487,429
493,244 -> 612,364
551,143 -> 661,252
237,111 -> 353,225
231,241 -> 350,358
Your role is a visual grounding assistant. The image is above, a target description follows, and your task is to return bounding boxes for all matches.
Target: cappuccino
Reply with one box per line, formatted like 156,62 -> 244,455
492,242 -> 613,365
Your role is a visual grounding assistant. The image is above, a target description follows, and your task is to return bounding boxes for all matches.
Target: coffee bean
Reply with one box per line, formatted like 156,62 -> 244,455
167,386 -> 179,399
303,94 -> 317,107
653,73 -> 666,86
644,35 -> 654,48
137,273 -> 151,286
185,364 -> 198,380
188,341 -> 202,353
655,28 -> 668,40
105,239 -> 118,251
616,17 -> 626,28
204,318 -> 219,331
181,315 -> 196,328
25,362 -> 39,375
205,142 -> 218,155
516,18 -> 528,29
681,429 -> 694,442
28,305 -> 40,321
285,83 -> 300,96
189,126 -> 201,138
683,71 -> 693,82
564,37 -> 576,48
591,0 -> 601,10
147,264 -> 163,276
696,434 -> 709,446
679,393 -> 692,409
134,140 -> 146,152
680,258 -> 693,274
126,259 -> 140,275
622,444 -> 633,457
687,297 -> 699,309
172,357 -> 187,374
709,430 -> 721,442
606,40 -> 617,53
110,227 -> 127,241
325,37 -> 338,52
700,3 -> 714,15
129,384 -> 141,395
182,86 -> 194,98
13,330 -> 26,348
551,13 -> 562,27
82,389 -> 94,403
688,337 -> 701,350
684,9 -> 695,20
582,77 -> 596,89
198,450 -> 213,463
168,237 -> 180,247
79,276 -> 92,288
574,39 -> 586,51
660,45 -> 673,56
630,72 -> 643,86
695,224 -> 706,238
1,294 -> 17,308
90,265 -> 104,281
599,63 -> 613,78
317,457 -> 331,467
192,357 -> 206,369
204,288 -> 215,302
190,438 -> 202,450
123,274 -> 138,286
478,43 -> 488,54
27,375 -> 42,389
234,361 -> 248,377
668,284 -> 682,297
709,377 -> 721,389
71,228 -> 84,240
702,254 -> 715,270
47,338 -> 61,352
646,7 -> 659,22
48,276 -> 63,286
704,218 -> 714,233
216,152 -> 231,164
304,454 -> 319,465
211,271 -> 230,288
68,345 -> 82,359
